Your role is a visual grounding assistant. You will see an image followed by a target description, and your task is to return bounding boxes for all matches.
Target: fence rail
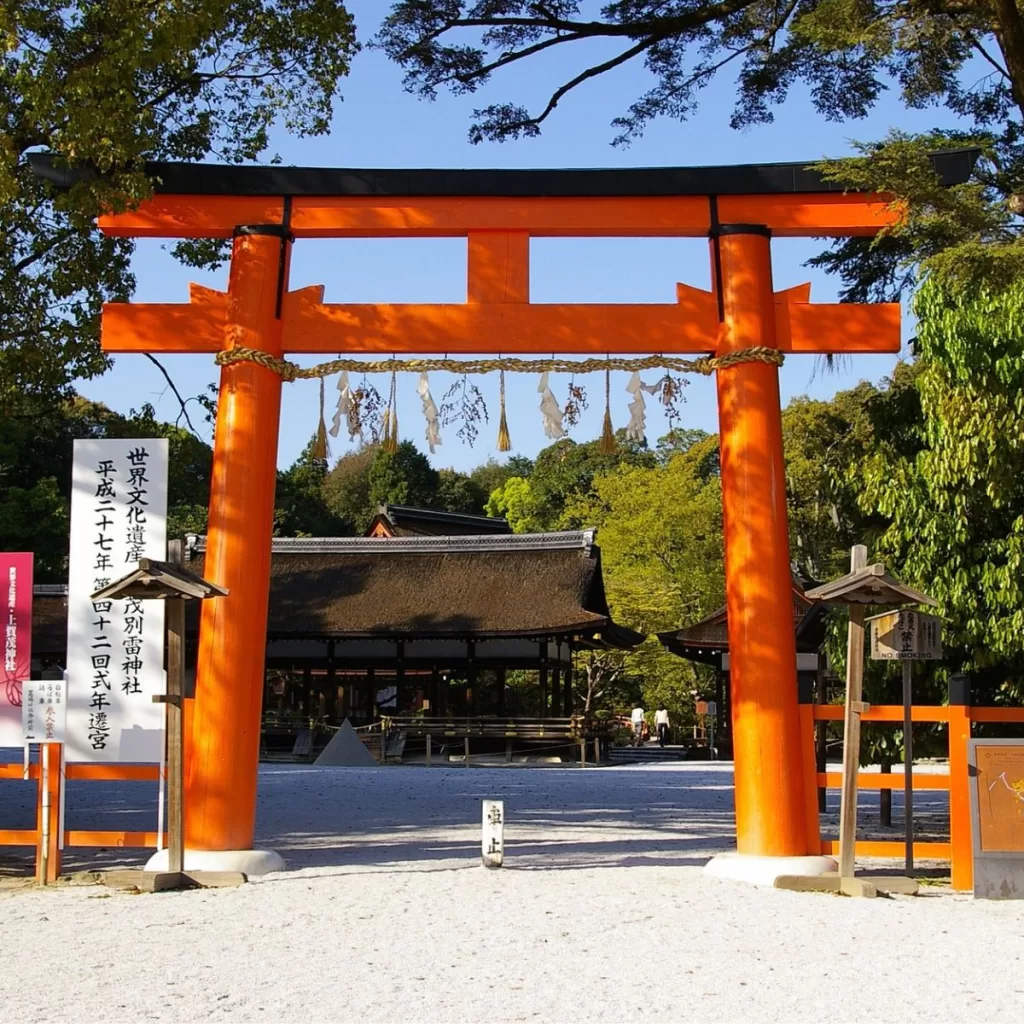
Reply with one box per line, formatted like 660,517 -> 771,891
808,699 -> 1024,890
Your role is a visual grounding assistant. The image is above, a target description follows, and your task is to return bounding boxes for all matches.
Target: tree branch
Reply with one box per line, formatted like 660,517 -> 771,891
143,353 -> 201,437
495,36 -> 655,136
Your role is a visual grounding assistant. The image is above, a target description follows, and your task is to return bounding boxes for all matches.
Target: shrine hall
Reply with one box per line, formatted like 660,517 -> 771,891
29,505 -> 644,758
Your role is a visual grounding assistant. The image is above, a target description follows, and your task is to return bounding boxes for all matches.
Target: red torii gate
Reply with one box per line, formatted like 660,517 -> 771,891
59,155 -> 970,866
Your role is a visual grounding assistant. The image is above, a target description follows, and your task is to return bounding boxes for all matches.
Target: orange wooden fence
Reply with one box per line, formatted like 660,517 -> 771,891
805,702 -> 1024,890
0,744 -> 164,882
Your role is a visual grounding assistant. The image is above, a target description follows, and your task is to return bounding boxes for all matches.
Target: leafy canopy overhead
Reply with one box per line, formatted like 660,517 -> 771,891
378,1 -> 1022,145
2,0 -> 357,406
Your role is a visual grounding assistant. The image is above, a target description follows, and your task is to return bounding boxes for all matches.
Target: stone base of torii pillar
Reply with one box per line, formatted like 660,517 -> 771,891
704,853 -> 838,888
145,847 -> 285,876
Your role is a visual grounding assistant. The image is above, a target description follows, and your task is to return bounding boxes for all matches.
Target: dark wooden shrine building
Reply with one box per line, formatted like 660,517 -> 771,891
29,506 -> 643,755
657,574 -> 826,755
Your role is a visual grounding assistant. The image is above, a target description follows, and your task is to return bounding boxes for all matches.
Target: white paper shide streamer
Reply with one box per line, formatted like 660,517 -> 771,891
417,372 -> 442,453
329,371 -> 361,441
625,372 -> 660,442
538,372 -> 566,439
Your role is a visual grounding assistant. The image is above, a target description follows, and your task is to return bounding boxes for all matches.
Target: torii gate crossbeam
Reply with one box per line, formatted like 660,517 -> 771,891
47,152 -> 974,869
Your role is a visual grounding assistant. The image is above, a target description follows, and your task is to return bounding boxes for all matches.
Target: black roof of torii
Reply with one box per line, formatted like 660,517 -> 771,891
29,149 -> 980,197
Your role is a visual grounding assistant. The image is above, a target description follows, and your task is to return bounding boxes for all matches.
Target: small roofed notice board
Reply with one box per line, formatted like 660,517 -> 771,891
869,610 -> 942,661
968,740 -> 1024,899
66,439 -> 168,762
1,552 -> 33,747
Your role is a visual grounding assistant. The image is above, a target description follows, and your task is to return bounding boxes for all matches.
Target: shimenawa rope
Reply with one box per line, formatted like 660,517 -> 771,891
214,346 -> 785,379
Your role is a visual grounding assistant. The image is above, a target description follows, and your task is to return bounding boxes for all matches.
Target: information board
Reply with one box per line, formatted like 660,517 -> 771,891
66,439 -> 168,762
0,552 -> 33,747
22,678 -> 67,744
968,739 -> 1024,899
869,609 -> 942,661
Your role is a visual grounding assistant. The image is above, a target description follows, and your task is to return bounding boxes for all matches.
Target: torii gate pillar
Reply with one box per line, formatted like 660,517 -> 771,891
715,227 -> 808,857
185,228 -> 289,857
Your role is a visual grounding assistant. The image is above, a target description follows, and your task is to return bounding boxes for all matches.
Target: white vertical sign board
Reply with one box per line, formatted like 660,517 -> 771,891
22,679 -> 67,743
66,439 -> 168,762
482,799 -> 504,868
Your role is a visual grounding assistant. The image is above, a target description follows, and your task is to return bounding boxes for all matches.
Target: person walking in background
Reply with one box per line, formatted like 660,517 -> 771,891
630,704 -> 645,747
654,703 -> 670,748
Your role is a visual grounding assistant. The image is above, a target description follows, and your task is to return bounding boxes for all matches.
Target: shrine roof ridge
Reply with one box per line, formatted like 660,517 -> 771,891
184,530 -> 595,557
29,149 -> 979,197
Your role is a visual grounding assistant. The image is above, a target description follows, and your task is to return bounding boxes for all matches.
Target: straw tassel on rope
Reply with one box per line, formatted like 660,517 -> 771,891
379,370 -> 399,452
497,369 -> 512,452
312,377 -> 329,460
599,367 -> 616,454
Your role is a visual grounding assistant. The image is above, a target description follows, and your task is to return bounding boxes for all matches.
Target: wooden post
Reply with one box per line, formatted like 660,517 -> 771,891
948,674 -> 973,891
902,659 -> 914,874
539,653 -> 548,720
550,666 -> 561,717
838,544 -> 868,880
815,668 -> 828,813
593,737 -> 600,765
505,739 -> 513,763
187,228 -> 289,852
425,734 -> 432,768
714,227 -> 808,856
36,742 -> 61,884
464,736 -> 470,767
496,667 -> 506,716
563,661 -> 573,716
166,540 -> 186,875
580,739 -> 586,767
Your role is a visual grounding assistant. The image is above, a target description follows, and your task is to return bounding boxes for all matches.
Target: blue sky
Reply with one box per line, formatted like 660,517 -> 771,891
77,1 -> 969,473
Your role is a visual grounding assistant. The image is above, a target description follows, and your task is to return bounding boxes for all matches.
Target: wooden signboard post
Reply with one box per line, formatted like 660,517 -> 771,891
967,739 -> 1024,898
868,609 -> 942,873
91,543 -> 234,891
789,548 -> 937,897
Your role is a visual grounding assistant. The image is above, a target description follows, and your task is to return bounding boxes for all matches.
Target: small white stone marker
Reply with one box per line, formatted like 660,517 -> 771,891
482,799 -> 504,869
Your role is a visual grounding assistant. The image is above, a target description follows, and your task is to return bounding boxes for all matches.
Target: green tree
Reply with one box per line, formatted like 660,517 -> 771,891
323,446 -> 377,532
379,2 -> 1020,147
485,476 -> 542,533
0,394 -> 216,576
468,455 -> 533,500
365,441 -> 439,525
566,437 -> 725,726
274,438 -> 353,537
2,0 -> 357,406
433,468 -> 487,515
527,434 -> 656,530
781,369 -> 925,583
852,277 -> 1024,701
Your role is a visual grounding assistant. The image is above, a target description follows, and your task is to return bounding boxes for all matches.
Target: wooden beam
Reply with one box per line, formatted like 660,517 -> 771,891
716,193 -> 896,237
100,273 -> 898,358
99,196 -> 285,237
98,192 -> 896,239
102,283 -> 226,353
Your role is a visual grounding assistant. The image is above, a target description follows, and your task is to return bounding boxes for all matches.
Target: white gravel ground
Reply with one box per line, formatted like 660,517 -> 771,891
2,761 -> 1022,1024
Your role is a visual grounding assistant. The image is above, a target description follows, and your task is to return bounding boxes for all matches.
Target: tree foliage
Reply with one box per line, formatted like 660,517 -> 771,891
851,277 -> 1024,698
2,0 -> 357,406
379,1 -> 1024,146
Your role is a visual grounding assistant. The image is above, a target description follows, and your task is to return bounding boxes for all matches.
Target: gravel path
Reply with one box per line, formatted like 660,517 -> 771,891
1,762 -> 1021,1023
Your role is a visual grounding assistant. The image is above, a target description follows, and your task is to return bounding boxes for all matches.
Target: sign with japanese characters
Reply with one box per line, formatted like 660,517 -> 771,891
482,799 -> 504,869
66,439 -> 168,762
868,610 -> 942,662
0,552 -> 33,747
22,677 -> 66,744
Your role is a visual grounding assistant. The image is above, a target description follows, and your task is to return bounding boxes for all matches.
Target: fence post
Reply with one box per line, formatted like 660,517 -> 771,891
35,742 -> 62,884
797,676 -> 822,856
948,674 -> 972,892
